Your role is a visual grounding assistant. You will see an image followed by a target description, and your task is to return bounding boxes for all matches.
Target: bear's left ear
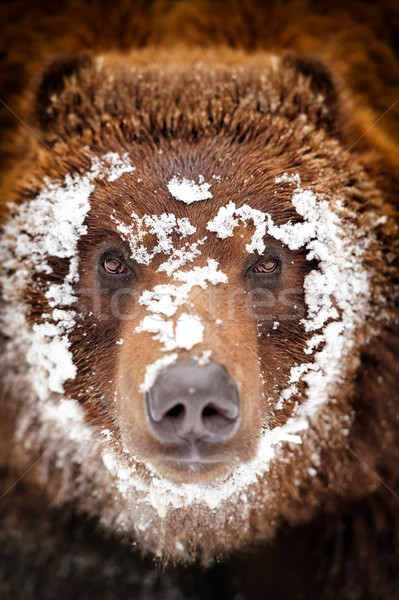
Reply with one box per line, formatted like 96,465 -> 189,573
33,53 -> 93,142
283,52 -> 341,133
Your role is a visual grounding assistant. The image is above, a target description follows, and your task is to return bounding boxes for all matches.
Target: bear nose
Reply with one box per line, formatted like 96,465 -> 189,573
145,361 -> 240,447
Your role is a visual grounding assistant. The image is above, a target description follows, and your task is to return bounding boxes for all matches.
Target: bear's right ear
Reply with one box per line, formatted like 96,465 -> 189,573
33,53 -> 93,141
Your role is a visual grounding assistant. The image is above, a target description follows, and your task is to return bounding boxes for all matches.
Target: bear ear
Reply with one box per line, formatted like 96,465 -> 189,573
283,52 -> 340,132
283,53 -> 336,98
33,53 -> 93,136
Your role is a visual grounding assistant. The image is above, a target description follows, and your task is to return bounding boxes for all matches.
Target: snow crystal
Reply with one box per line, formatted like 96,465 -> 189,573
274,172 -> 301,186
167,176 -> 212,204
158,238 -> 206,277
136,314 -> 175,350
207,199 -> 316,255
135,256 -> 227,388
2,171 -> 90,396
41,397 -> 87,434
139,284 -> 190,318
136,311 -> 204,353
175,313 -> 204,350
193,350 -> 212,365
172,259 -> 227,286
177,217 -> 197,237
101,152 -> 135,182
90,151 -> 135,182
27,321 -> 77,398
112,211 -> 199,267
0,151 -> 134,409
206,201 -> 239,239
120,416 -> 308,516
139,353 -> 179,393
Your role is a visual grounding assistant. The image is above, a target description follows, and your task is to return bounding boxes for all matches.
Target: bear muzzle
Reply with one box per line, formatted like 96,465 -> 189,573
145,361 -> 240,464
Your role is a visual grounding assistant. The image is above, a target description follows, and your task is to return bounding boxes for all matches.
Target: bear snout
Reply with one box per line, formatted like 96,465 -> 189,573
145,361 -> 240,461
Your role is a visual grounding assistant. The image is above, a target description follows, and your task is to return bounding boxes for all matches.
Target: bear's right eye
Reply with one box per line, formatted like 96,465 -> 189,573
103,258 -> 127,274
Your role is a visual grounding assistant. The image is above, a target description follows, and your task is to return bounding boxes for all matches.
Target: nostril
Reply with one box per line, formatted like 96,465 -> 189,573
166,404 -> 185,419
202,405 -> 218,418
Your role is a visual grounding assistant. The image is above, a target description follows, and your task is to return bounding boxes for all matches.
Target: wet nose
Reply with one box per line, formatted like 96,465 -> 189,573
145,361 -> 240,446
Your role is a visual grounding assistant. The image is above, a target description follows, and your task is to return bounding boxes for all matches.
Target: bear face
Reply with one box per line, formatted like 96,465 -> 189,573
0,49 -> 397,563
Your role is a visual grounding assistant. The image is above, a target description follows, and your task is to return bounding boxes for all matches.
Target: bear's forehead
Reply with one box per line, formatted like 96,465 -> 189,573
81,159 -> 304,273
84,139 -> 306,226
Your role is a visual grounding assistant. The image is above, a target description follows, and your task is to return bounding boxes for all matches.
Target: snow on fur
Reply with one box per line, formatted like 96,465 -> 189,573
102,172 -> 373,514
0,163 -> 374,519
167,175 -> 212,204
0,152 -> 134,414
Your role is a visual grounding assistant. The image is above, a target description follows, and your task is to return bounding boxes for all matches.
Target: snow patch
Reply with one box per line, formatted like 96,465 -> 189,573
136,311 -> 204,352
0,151 -> 133,409
167,175 -> 212,204
175,313 -> 204,350
139,354 -> 179,393
112,211 -> 198,267
135,259 -> 227,387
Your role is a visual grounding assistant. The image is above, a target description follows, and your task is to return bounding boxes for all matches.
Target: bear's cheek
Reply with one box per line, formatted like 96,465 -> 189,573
112,283 -> 265,481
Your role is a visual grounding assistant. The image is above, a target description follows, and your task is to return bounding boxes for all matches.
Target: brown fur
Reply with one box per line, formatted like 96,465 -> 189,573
1,2 -> 398,599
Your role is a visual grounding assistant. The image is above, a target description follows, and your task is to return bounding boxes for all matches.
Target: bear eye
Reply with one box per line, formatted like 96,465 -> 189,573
252,259 -> 278,274
103,258 -> 127,274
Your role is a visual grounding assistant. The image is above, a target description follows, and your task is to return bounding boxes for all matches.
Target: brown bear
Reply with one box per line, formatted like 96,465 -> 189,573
0,1 -> 398,599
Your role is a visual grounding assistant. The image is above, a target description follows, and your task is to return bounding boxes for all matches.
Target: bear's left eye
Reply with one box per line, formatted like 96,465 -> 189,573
252,259 -> 278,274
103,258 -> 127,274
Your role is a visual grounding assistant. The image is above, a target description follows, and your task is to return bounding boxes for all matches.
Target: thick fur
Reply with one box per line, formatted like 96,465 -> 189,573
1,2 -> 398,599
